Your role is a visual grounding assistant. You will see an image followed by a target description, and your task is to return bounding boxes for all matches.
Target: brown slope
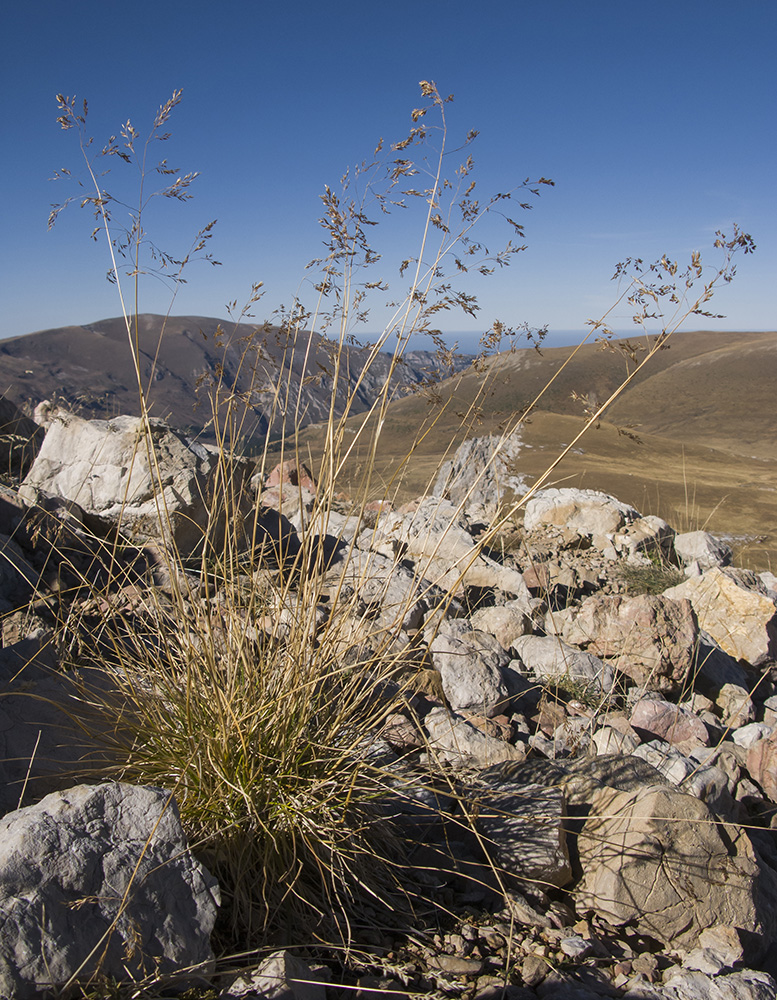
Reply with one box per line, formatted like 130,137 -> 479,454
425,329 -> 776,429
606,331 -> 777,458
0,315 -> 469,441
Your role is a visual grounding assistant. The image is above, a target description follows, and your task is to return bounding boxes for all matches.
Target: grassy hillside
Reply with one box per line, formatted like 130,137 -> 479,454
293,329 -> 777,572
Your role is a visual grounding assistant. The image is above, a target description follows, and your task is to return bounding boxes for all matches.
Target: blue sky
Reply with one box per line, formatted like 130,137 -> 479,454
2,0 -> 774,351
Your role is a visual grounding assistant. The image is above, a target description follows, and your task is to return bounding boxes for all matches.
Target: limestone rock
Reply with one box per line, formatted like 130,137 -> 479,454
429,620 -> 512,716
557,592 -> 698,690
222,951 -> 326,1000
576,783 -> 765,950
716,683 -> 756,729
473,778 -> 572,888
510,634 -> 614,697
433,432 -> 525,514
674,530 -> 733,570
746,734 -> 777,802
630,697 -> 710,747
613,515 -> 675,562
682,924 -> 744,975
469,603 -> 532,651
425,707 -> 525,768
325,546 -> 443,631
372,497 -> 531,602
665,567 -> 777,665
20,412 -> 248,557
0,783 -> 219,998
656,969 -> 777,999
523,488 -> 639,541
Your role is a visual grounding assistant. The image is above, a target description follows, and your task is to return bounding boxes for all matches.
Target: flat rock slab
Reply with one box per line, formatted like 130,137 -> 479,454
576,783 -> 764,951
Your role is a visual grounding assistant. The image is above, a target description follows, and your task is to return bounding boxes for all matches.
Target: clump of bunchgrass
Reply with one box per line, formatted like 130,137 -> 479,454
617,554 -> 685,595
49,81 -> 556,957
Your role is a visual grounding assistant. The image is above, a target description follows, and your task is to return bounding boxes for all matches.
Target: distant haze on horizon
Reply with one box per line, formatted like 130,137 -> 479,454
2,1 -> 773,343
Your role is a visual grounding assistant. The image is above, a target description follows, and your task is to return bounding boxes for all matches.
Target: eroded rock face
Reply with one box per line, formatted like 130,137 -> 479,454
433,432 -> 526,515
665,567 -> 777,666
0,783 -> 219,998
523,488 -> 639,541
371,497 -> 531,603
576,783 -> 764,951
20,412 -> 247,557
555,593 -> 698,690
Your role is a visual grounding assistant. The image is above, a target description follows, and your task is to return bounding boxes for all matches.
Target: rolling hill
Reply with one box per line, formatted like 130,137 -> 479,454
291,329 -> 777,571
0,314 -> 471,442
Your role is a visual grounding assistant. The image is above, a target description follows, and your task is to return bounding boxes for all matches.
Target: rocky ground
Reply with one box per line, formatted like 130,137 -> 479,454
0,403 -> 775,999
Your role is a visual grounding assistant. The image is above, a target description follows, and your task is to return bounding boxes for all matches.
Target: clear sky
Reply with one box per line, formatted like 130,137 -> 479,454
3,0 -> 774,351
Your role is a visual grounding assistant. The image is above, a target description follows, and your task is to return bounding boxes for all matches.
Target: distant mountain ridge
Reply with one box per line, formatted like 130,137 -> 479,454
0,315 -> 473,442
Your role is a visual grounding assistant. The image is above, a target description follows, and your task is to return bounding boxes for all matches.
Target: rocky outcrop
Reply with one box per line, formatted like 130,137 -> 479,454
19,412 -> 249,557
2,428 -> 777,997
433,432 -> 526,516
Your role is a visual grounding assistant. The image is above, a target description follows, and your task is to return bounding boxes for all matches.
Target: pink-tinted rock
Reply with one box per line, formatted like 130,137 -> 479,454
264,459 -> 317,492
747,734 -> 777,802
630,698 -> 709,747
560,593 -> 698,691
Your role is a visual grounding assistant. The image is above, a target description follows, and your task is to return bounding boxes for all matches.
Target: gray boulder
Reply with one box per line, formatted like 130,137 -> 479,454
674,530 -> 733,570
428,620 -> 512,716
509,634 -> 614,697
0,783 -> 219,997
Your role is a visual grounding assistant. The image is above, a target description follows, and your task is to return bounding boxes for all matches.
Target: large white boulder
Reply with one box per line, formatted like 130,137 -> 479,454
20,412 -> 246,557
523,488 -> 639,540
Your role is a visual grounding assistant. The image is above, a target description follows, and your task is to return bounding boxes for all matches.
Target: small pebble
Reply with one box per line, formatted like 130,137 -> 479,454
520,954 -> 548,988
559,934 -> 592,959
